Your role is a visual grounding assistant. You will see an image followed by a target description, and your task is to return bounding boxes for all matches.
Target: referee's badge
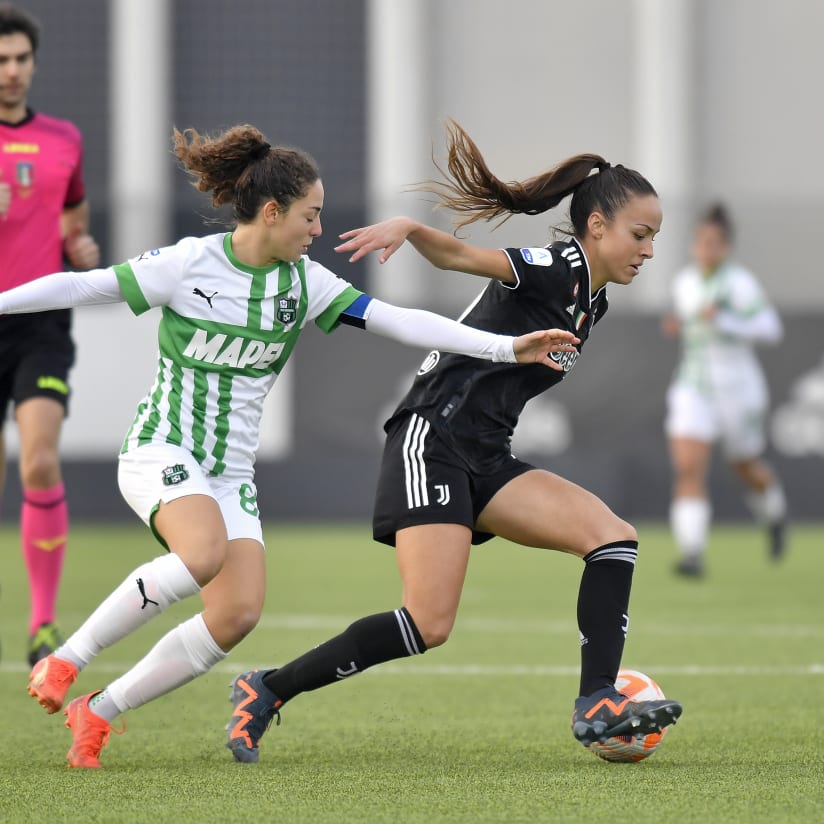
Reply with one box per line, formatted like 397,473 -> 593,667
16,161 -> 34,196
277,297 -> 297,324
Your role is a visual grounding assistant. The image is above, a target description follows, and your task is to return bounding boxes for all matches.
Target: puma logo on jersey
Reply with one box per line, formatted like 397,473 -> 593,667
183,329 -> 285,370
193,288 -> 218,308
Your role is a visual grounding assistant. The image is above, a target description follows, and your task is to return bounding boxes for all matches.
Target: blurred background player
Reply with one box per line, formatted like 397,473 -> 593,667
0,4 -> 100,663
225,120 -> 682,764
663,202 -> 787,577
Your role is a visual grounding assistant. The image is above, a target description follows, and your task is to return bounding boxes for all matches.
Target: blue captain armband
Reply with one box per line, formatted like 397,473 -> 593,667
338,293 -> 374,329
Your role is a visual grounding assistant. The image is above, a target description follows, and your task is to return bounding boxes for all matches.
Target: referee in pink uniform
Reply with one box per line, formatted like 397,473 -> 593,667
0,4 -> 99,664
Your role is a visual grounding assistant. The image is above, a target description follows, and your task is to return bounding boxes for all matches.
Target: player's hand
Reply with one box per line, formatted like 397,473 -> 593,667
335,217 -> 417,264
513,329 -> 579,369
63,225 -> 100,270
0,177 -> 11,218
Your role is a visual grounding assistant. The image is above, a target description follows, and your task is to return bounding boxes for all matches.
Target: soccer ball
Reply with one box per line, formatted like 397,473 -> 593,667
588,669 -> 669,763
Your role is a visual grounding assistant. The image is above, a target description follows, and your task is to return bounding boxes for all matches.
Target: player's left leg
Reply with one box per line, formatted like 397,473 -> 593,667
226,523 -> 472,763
15,395 -> 69,664
476,469 -> 681,745
64,536 -> 264,768
722,400 -> 788,561
730,457 -> 788,560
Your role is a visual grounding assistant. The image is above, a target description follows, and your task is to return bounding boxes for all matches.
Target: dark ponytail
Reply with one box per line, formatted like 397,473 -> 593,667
423,119 -> 656,236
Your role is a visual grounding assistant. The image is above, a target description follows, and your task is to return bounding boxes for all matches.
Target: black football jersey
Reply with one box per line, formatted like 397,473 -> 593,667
386,238 -> 608,474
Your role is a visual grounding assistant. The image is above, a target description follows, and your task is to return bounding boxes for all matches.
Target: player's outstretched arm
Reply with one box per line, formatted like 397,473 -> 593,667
336,216 -> 515,283
0,268 -> 123,314
345,297 -> 578,369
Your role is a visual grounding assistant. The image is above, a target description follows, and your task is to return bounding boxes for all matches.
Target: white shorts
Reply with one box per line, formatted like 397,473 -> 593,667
665,383 -> 766,460
118,443 -> 264,547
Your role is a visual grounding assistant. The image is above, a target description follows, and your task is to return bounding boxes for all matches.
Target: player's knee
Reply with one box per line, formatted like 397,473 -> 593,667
19,448 -> 60,489
209,602 -> 262,649
174,536 -> 229,586
586,516 -> 637,553
225,605 -> 261,643
416,614 -> 456,649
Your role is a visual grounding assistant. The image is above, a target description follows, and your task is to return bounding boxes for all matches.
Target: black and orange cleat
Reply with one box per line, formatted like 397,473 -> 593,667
226,670 -> 282,764
571,687 -> 682,747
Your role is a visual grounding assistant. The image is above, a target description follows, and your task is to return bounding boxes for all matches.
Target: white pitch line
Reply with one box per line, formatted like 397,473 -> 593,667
254,614 -> 824,638
1,662 -> 822,676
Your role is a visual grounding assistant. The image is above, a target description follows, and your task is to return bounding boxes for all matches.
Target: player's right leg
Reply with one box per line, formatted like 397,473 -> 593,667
669,437 -> 713,577
27,445 -> 224,713
476,469 -> 682,747
226,523 -> 473,762
60,490 -> 263,768
665,384 -> 716,577
226,413 -> 475,762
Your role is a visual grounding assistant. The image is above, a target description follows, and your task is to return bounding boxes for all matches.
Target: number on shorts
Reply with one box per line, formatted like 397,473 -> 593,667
239,483 -> 259,516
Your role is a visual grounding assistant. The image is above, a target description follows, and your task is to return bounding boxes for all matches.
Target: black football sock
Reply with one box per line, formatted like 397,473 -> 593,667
262,607 -> 426,704
576,540 -> 638,697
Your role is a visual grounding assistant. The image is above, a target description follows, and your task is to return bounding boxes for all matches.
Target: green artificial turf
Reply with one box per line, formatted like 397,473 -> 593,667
1,522 -> 821,823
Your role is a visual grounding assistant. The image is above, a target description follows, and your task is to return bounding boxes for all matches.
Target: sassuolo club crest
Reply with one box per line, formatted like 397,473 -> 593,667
277,297 -> 297,324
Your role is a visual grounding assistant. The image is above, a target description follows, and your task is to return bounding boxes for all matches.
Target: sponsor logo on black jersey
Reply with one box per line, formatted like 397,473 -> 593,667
417,350 -> 440,375
161,464 -> 190,486
550,349 -> 580,372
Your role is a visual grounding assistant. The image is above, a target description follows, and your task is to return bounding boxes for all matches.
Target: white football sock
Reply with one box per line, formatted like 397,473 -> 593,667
56,553 -> 200,670
670,497 -> 711,558
745,482 -> 787,524
93,614 -> 226,721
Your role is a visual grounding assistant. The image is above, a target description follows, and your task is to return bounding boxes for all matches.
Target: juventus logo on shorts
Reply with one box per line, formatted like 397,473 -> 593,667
434,484 -> 451,506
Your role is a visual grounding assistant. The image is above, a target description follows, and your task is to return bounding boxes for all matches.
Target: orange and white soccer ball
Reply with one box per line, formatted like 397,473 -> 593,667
588,669 -> 669,763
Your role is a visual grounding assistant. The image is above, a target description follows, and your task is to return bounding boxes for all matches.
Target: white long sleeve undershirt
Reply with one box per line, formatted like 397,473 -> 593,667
361,299 -> 516,363
0,267 -> 122,312
0,269 -> 518,363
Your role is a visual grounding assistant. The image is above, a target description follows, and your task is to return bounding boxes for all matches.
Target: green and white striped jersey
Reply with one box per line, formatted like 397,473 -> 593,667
670,260 -> 781,396
113,232 -> 362,477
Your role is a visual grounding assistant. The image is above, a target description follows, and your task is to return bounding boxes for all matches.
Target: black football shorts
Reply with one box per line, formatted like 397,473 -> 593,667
0,310 -> 75,426
373,411 -> 534,546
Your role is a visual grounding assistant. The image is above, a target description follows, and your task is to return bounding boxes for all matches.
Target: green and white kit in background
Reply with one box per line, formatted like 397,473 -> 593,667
665,260 -> 783,459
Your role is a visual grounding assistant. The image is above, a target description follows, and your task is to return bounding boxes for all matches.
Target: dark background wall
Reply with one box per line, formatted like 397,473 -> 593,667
3,314 -> 820,524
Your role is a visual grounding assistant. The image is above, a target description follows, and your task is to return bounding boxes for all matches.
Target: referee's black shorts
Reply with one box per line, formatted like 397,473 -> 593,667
0,310 -> 75,427
373,411 -> 534,547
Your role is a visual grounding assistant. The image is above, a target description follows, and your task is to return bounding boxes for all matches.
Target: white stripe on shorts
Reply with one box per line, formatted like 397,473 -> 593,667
402,413 -> 430,509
